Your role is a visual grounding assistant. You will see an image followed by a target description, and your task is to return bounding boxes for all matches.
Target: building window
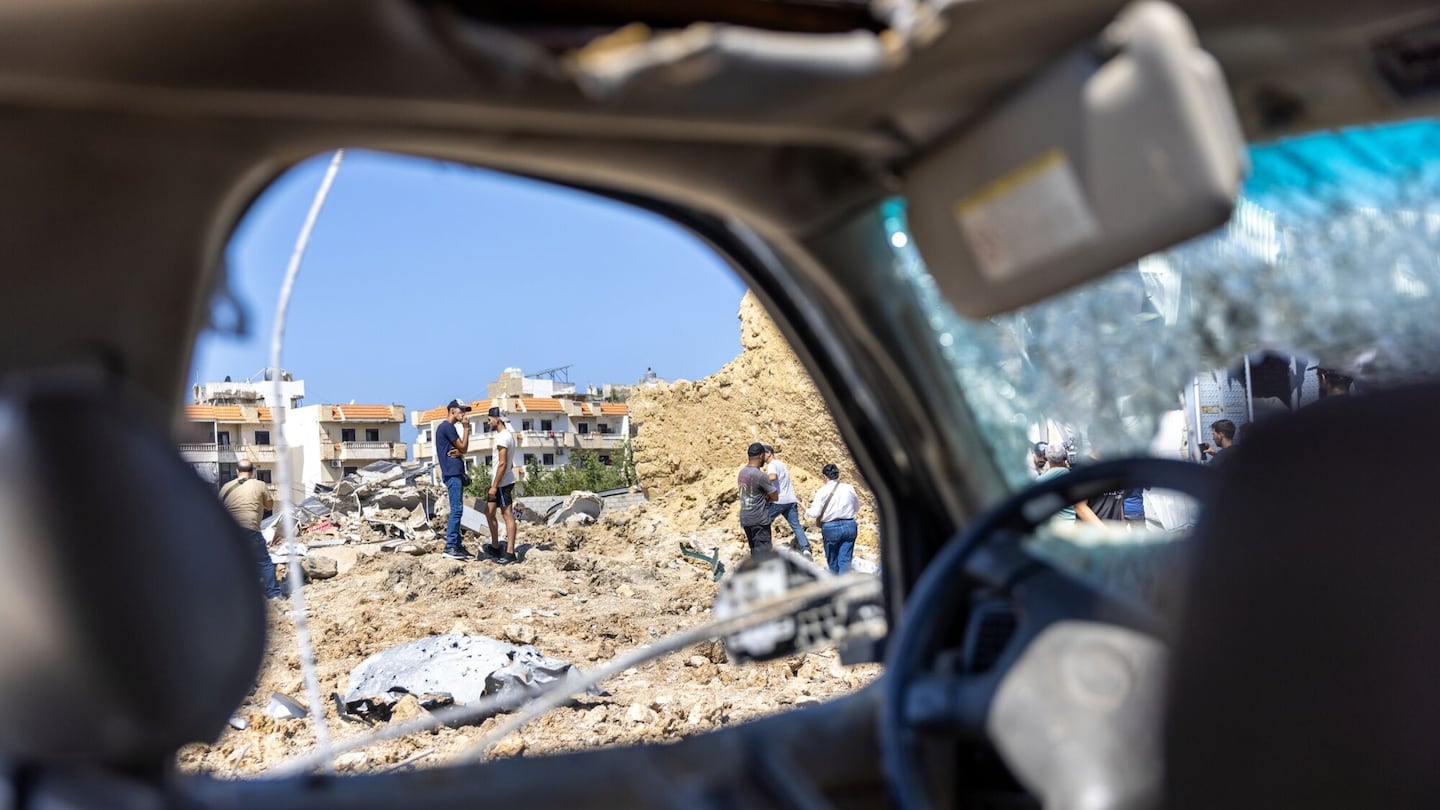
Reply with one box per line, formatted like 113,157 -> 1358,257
217,431 -> 231,446
256,469 -> 273,484
524,454 -> 533,464
423,429 -> 431,442
365,428 -> 380,442
219,462 -> 237,482
343,466 -> 358,476
598,423 -> 612,434
540,419 -> 553,431
578,422 -> 590,435
542,453 -> 554,465
254,430 -> 270,446
599,454 -> 613,466
522,420 -> 533,431
341,428 -> 356,442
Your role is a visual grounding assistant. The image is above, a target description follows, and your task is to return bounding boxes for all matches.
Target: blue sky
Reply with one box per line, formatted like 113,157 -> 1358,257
190,150 -> 747,429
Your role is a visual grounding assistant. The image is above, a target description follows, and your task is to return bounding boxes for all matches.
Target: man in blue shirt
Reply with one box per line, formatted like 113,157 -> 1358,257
435,398 -> 474,561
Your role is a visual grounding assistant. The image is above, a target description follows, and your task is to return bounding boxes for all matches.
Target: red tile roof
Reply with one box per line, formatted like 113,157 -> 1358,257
185,405 -> 274,423
417,399 -> 486,424
518,397 -> 563,413
600,403 -> 629,415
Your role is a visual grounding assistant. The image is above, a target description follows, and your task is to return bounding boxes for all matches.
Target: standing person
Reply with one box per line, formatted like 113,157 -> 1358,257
738,442 -> 780,554
1200,419 -> 1236,462
219,460 -> 282,599
435,398 -> 475,561
763,444 -> 812,557
805,463 -> 861,574
1036,444 -> 1104,526
481,406 -> 521,565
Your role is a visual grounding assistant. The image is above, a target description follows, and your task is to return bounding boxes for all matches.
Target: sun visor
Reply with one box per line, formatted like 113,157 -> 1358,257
903,1 -> 1248,318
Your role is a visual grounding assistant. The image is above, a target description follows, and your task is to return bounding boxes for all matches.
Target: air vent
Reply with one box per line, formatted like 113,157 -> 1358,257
1374,21 -> 1440,99
962,602 -> 1018,674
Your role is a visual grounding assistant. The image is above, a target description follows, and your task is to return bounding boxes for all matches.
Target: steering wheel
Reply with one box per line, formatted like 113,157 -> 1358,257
882,458 -> 1214,810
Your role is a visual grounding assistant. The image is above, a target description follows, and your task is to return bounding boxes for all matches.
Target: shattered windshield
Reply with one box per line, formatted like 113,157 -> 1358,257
891,118 -> 1440,489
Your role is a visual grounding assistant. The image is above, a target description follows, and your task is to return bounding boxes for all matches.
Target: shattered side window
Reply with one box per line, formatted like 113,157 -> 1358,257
889,119 -> 1440,489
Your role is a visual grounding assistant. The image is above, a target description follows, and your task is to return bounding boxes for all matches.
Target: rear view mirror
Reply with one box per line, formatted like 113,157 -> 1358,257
903,1 -> 1247,318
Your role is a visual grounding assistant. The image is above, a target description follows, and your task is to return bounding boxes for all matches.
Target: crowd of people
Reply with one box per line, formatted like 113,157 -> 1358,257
736,442 -> 861,574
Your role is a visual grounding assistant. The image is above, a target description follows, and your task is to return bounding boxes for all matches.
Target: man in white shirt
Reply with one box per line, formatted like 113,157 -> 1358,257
763,444 -> 812,557
480,406 -> 521,565
805,463 -> 861,573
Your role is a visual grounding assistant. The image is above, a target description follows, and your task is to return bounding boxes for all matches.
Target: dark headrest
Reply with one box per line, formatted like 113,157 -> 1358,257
1164,385 -> 1440,808
0,378 -> 266,766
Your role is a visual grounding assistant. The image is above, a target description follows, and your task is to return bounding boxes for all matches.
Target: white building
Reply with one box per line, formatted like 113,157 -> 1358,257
181,375 -> 407,498
283,404 -> 408,494
412,395 -> 630,480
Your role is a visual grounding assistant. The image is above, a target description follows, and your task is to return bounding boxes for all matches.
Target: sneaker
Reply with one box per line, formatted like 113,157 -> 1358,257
493,551 -> 520,566
442,548 -> 475,561
481,543 -> 506,559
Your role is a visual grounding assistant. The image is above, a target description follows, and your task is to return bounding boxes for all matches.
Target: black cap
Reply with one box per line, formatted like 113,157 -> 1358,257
762,444 -> 775,454
747,442 -> 767,458
486,406 -> 503,418
822,463 -> 840,480
447,399 -> 472,412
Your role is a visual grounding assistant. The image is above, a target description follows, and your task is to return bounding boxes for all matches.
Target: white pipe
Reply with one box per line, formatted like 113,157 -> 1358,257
267,149 -> 345,770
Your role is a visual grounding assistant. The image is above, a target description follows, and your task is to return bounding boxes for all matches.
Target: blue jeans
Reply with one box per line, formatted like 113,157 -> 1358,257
768,501 -> 810,552
820,519 -> 857,575
246,529 -> 282,599
444,475 -> 464,552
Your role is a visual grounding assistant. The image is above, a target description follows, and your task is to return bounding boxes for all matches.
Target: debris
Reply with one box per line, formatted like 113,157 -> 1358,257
547,491 -> 603,527
503,624 -> 538,645
342,634 -> 599,719
625,703 -> 658,724
303,555 -> 339,580
228,715 -> 249,731
489,734 -> 527,758
679,541 -> 725,581
615,584 -> 636,598
265,693 -> 308,720
335,752 -> 369,770
512,608 -> 534,620
382,748 -> 435,773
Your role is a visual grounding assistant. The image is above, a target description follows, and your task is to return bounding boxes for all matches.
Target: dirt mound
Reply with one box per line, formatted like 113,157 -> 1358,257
629,292 -> 879,552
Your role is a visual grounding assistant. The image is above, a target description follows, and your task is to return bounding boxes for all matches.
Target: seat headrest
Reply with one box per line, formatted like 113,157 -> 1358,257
1164,385 -> 1440,808
0,378 -> 266,766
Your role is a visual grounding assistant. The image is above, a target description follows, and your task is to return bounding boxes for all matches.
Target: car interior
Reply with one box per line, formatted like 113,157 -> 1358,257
2,0 -> 1439,808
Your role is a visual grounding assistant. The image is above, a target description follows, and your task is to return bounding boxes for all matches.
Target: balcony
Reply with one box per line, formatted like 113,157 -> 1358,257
332,441 -> 407,462
515,431 -> 568,449
177,442 -> 277,463
571,432 -> 626,451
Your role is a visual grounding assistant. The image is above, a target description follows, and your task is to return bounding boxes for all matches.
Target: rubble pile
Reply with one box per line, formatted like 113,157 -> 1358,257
628,292 -> 880,553
264,460 -> 447,558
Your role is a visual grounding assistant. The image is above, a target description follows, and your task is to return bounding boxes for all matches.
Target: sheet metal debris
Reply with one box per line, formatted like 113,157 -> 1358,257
342,634 -> 601,720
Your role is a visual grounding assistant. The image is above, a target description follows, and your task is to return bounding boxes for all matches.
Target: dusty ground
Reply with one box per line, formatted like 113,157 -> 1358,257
178,506 -> 880,775
179,293 -> 883,776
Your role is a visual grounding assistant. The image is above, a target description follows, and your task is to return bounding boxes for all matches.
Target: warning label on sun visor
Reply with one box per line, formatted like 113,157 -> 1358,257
953,150 -> 1100,282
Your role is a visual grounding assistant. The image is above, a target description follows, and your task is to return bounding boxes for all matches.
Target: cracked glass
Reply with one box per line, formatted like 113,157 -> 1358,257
888,119 -> 1440,491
